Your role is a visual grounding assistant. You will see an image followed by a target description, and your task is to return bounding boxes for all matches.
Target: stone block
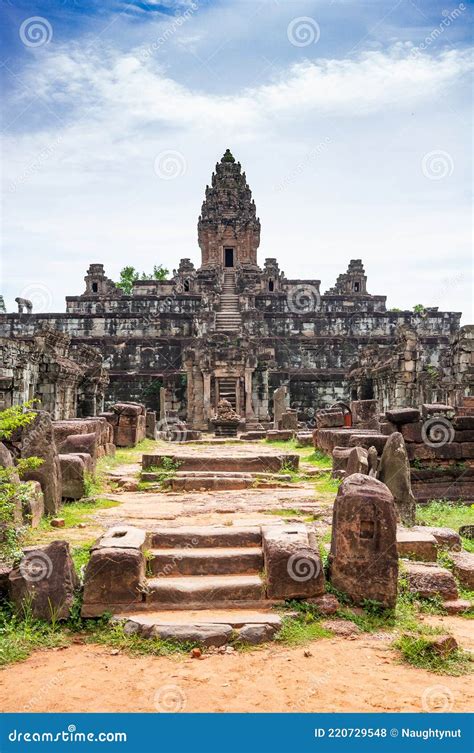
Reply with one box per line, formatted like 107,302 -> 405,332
348,433 -> 388,454
59,454 -> 88,500
377,432 -> 416,526
237,623 -> 279,644
451,551 -> 474,590
403,561 -> 458,600
113,402 -> 145,417
12,411 -> 61,515
9,541 -> 79,621
151,623 -> 233,647
262,524 -> 325,600
397,529 -> 438,561
380,421 -> 397,436
21,480 -> 45,528
460,442 -> 474,459
421,403 -> 455,419
316,409 -> 345,429
145,411 -> 157,440
328,474 -> 398,608
345,446 -> 368,476
401,422 -> 423,443
280,410 -> 298,431
453,416 -> 474,431
385,408 -> 421,425
350,400 -> 379,429
332,447 -> 352,474
306,593 -> 340,615
412,526 -> 461,551
295,432 -> 313,447
94,526 -> 147,551
82,547 -> 146,617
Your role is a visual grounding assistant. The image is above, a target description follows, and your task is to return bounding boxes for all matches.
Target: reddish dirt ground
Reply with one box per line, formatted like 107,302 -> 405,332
1,617 -> 472,714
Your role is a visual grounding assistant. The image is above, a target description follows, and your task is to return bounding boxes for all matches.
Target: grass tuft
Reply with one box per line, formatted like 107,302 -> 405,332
393,633 -> 473,675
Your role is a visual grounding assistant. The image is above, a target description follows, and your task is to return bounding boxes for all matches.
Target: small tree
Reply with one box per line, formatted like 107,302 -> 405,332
116,265 -> 169,294
413,304 -> 426,315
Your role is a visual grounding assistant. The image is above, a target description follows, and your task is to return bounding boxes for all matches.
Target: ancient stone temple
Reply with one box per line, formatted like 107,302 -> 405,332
0,150 -> 470,428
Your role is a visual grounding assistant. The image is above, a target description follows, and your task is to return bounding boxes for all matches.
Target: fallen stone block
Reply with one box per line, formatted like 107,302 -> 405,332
262,524 -> 325,600
397,529 -> 437,561
316,409 -> 345,429
151,623 -> 233,647
21,480 -> 45,528
345,446 -> 368,476
59,432 -> 98,467
59,454 -> 89,500
385,408 -> 420,425
412,526 -> 461,551
377,432 -> 416,526
402,561 -> 458,600
442,599 -> 472,615
306,593 -> 340,615
451,551 -> 474,590
400,422 -> 423,443
237,623 -> 279,645
348,433 -> 388,454
328,474 -> 398,608
9,541 -> 79,621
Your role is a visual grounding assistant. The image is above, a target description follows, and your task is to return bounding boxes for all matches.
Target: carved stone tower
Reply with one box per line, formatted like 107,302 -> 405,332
198,149 -> 261,270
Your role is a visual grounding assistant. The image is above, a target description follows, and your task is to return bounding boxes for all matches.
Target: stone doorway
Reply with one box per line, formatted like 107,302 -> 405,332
217,377 -> 238,411
224,248 -> 234,268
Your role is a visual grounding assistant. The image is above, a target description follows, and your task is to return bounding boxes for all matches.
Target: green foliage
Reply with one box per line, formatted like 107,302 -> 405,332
306,449 -> 332,468
0,603 -> 69,666
0,402 -> 38,440
393,634 -> 473,675
313,472 -> 341,495
83,471 -> 105,497
416,500 -> 474,552
116,265 -> 169,294
85,619 -> 194,656
413,304 -> 426,315
36,497 -> 119,531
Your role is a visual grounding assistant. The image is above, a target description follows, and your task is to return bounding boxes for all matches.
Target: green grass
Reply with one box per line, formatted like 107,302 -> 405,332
275,614 -> 332,645
313,472 -> 341,495
37,497 -> 119,530
263,508 -> 313,520
393,634 -> 473,675
416,500 -> 474,552
85,620 -> 194,656
0,605 -> 70,666
98,438 -> 159,470
70,541 -> 94,575
305,449 -> 332,468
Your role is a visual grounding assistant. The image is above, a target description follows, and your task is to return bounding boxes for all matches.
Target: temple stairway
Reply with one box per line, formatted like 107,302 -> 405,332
215,272 -> 241,331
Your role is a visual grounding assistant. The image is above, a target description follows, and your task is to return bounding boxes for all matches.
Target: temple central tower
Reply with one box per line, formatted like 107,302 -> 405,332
198,149 -> 261,270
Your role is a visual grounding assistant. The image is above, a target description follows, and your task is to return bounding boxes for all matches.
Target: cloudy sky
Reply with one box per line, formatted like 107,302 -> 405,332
1,0 -> 472,320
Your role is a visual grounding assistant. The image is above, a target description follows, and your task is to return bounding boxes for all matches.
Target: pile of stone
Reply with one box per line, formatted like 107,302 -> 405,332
101,402 -> 146,447
53,416 -> 116,500
211,399 -> 241,437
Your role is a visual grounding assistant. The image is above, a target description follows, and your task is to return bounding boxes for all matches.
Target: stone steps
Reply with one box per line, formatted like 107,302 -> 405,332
145,574 -> 265,608
216,273 -> 242,331
148,546 -> 264,576
150,525 -> 262,549
142,452 -> 299,473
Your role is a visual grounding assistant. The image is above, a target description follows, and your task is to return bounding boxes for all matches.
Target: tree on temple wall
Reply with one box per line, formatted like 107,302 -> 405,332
116,265 -> 169,294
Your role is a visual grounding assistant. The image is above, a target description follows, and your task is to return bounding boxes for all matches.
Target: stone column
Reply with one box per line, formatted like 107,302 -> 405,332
203,371 -> 211,422
159,387 -> 167,420
244,368 -> 255,419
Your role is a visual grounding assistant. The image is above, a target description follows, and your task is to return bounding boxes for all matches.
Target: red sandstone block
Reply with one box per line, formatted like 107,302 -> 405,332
453,416 -> 474,431
401,422 -> 423,443
460,442 -> 474,459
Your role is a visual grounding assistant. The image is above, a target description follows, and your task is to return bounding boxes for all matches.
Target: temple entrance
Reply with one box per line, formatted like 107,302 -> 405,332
224,248 -> 234,267
217,377 -> 237,410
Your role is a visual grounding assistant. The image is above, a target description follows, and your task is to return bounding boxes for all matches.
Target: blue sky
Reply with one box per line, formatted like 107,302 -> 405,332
1,0 -> 472,319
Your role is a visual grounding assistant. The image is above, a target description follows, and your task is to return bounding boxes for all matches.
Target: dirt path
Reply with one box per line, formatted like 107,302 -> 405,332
1,626 -> 472,713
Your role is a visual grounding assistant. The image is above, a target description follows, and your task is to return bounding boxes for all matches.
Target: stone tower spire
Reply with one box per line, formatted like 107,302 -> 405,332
198,149 -> 261,269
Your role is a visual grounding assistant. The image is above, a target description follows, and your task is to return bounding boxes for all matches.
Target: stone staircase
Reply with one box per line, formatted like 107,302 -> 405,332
215,272 -> 241,332
145,526 -> 265,609
218,377 -> 237,410
141,451 -> 299,491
